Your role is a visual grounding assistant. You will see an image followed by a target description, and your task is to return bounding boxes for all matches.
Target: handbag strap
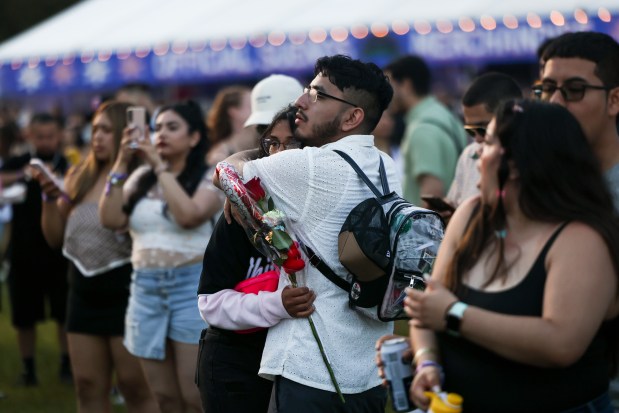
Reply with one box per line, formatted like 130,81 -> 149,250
333,150 -> 390,197
303,245 -> 350,292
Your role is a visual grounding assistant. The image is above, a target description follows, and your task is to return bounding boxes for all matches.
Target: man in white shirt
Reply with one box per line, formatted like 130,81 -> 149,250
220,55 -> 398,412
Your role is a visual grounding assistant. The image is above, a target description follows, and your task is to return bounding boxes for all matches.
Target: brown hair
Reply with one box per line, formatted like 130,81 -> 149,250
206,86 -> 250,144
66,101 -> 138,203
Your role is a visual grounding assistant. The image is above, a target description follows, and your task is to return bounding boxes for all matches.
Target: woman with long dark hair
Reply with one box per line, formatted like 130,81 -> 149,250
99,101 -> 222,413
406,100 -> 619,413
32,100 -> 156,413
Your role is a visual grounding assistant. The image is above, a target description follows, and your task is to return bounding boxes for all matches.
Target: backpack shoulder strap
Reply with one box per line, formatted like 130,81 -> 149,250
333,150 -> 389,196
303,245 -> 350,291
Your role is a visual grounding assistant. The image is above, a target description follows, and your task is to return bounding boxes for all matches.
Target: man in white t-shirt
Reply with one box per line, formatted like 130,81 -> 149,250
218,55 -> 398,412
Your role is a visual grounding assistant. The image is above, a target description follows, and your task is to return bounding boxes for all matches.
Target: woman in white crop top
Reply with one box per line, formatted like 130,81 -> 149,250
32,100 -> 156,413
100,101 -> 222,413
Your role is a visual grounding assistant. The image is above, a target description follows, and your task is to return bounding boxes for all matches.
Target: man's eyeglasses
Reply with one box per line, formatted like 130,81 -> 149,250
531,80 -> 613,103
304,86 -> 358,107
464,125 -> 487,138
260,137 -> 302,153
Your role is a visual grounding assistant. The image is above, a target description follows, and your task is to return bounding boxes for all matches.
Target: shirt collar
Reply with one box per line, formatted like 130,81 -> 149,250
321,134 -> 375,149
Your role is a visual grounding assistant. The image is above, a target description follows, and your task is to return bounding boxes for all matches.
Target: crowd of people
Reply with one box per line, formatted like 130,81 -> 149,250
0,30 -> 617,413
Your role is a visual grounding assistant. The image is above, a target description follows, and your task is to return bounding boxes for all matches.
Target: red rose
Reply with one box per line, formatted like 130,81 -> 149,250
286,242 -> 301,259
245,177 -> 266,201
283,256 -> 305,274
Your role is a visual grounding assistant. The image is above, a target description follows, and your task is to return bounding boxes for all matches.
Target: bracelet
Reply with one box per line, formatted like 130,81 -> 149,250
105,172 -> 128,195
413,347 -> 436,364
415,360 -> 445,384
41,193 -> 57,202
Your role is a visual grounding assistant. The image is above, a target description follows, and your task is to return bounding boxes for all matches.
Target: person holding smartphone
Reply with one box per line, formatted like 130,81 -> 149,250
100,101 -> 222,413
31,101 -> 156,412
0,113 -> 70,386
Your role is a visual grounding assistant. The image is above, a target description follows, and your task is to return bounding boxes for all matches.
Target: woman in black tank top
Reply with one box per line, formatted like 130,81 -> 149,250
405,100 -> 619,413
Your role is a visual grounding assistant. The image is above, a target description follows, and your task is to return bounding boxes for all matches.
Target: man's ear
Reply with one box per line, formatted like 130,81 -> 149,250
341,108 -> 365,132
607,86 -> 619,117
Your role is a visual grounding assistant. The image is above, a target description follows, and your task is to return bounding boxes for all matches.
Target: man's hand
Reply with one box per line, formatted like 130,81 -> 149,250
375,334 -> 412,386
282,286 -> 315,318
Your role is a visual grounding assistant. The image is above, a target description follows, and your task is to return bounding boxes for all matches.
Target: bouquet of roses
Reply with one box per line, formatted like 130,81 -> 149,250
216,161 -> 344,403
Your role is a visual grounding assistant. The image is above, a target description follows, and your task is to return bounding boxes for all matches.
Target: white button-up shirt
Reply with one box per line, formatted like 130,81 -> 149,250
243,134 -> 400,394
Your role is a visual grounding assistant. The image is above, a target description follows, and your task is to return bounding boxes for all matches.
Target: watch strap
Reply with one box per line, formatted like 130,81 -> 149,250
445,301 -> 468,337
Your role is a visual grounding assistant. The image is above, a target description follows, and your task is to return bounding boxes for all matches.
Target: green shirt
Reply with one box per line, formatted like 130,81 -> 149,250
401,96 -> 467,204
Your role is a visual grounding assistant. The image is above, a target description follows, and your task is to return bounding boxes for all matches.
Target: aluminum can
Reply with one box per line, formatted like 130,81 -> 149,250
381,337 -> 414,412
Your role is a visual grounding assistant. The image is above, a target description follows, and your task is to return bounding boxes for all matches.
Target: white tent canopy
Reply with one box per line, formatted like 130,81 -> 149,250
0,0 -> 616,61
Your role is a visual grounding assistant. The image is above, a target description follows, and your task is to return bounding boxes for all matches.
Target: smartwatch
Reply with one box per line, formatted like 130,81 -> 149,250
445,301 -> 468,337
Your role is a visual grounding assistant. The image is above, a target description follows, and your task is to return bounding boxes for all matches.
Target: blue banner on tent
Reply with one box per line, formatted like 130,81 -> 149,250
0,16 -> 616,98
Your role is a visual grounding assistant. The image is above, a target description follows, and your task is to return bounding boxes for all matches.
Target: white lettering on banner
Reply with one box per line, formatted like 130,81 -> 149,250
257,40 -> 354,72
410,21 -> 593,62
152,48 -> 254,80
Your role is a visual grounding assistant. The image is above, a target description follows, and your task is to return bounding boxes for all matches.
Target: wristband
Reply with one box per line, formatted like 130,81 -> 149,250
41,193 -> 58,202
413,347 -> 436,364
105,172 -> 128,195
415,360 -> 444,384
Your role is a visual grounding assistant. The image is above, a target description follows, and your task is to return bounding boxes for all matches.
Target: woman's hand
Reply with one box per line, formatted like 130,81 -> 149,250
29,167 -> 63,200
114,126 -> 142,169
410,365 -> 442,410
405,279 -> 458,331
133,128 -> 164,171
281,286 -> 315,318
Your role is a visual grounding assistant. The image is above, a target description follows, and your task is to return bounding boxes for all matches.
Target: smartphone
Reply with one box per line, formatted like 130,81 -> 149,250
421,195 -> 455,213
126,106 -> 146,149
29,158 -> 65,191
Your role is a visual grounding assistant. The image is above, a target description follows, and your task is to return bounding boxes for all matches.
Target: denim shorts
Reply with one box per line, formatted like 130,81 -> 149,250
124,263 -> 205,360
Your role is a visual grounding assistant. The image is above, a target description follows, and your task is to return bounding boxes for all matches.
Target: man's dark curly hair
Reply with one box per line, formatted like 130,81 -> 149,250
314,55 -> 393,133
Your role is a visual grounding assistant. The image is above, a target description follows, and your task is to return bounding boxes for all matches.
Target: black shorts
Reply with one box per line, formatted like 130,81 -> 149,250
196,327 -> 272,413
65,263 -> 132,336
8,257 -> 69,329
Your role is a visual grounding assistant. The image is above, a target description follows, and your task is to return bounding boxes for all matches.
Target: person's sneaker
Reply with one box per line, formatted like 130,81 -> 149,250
17,372 -> 38,387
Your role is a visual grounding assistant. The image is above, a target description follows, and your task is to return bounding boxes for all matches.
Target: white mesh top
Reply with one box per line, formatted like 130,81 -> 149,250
63,202 -> 132,276
125,166 -> 221,269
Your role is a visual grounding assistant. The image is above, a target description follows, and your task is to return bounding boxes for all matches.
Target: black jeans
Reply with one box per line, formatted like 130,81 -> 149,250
196,328 -> 272,413
270,376 -> 387,413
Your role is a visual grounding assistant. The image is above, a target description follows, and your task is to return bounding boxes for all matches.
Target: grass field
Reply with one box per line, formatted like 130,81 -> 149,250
0,283 -> 126,413
0,278 -> 410,413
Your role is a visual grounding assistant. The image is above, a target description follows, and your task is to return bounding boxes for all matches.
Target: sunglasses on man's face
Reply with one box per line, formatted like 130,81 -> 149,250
464,125 -> 487,138
531,80 -> 613,103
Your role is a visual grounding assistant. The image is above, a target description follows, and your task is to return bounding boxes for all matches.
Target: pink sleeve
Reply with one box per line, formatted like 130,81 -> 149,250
198,284 -> 292,330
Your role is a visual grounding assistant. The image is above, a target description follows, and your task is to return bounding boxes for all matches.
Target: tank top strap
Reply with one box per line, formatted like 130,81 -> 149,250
537,221 -> 570,261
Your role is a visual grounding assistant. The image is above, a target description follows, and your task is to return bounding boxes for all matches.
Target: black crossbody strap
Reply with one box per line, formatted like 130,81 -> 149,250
303,245 -> 350,292
378,156 -> 390,194
333,150 -> 387,198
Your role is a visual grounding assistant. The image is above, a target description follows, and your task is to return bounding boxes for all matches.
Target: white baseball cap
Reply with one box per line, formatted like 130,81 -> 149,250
244,74 -> 303,127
